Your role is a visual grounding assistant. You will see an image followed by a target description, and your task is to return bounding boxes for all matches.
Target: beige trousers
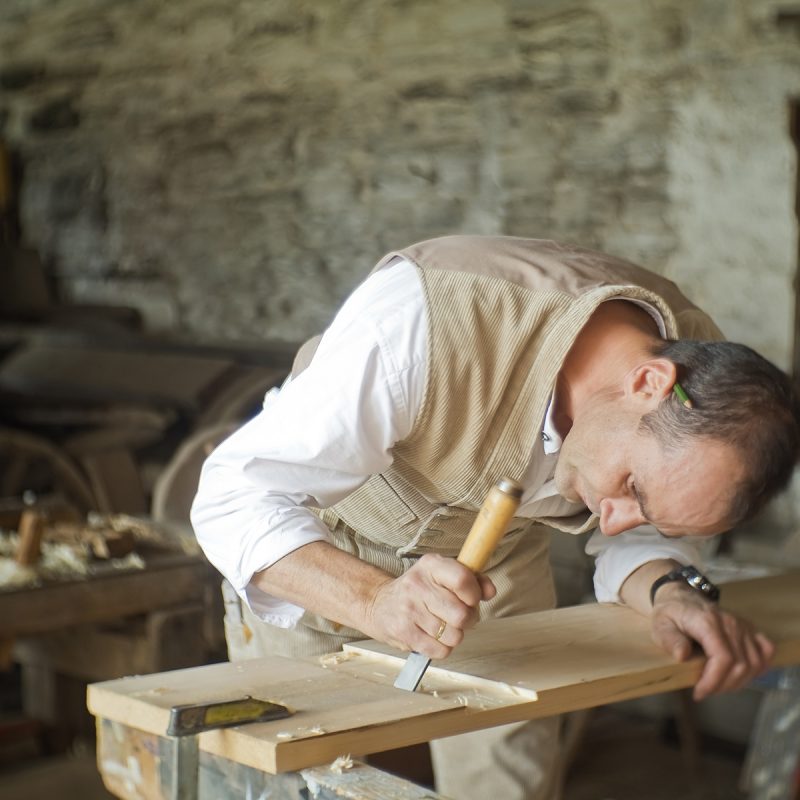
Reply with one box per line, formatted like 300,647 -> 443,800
224,525 -> 562,800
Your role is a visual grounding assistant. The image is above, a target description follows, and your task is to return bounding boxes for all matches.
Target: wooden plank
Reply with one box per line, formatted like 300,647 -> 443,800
204,652 -> 533,772
0,555 -> 208,637
87,571 -> 800,774
88,652 -> 489,774
347,569 -> 800,712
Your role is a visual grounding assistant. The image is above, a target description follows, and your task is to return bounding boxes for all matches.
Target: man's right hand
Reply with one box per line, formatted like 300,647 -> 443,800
253,541 -> 494,658
364,553 -> 496,659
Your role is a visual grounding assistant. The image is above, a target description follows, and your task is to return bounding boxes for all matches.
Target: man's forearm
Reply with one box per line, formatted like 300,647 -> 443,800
251,541 -> 493,657
251,540 -> 394,634
618,558 -> 681,615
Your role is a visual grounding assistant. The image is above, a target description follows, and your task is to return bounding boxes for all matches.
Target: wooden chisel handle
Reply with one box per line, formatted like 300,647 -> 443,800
457,477 -> 523,573
393,477 -> 524,691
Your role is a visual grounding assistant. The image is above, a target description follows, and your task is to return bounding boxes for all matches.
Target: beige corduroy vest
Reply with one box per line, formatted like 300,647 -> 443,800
299,235 -> 721,567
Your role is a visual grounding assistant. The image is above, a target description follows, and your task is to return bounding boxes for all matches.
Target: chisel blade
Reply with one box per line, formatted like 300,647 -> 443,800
393,651 -> 431,691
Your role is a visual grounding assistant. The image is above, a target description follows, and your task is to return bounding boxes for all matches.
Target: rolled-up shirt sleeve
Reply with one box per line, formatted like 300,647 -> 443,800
585,525 -> 718,604
190,260 -> 427,627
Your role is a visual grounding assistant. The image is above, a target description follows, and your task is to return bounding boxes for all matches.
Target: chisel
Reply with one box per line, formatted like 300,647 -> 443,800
393,476 -> 524,692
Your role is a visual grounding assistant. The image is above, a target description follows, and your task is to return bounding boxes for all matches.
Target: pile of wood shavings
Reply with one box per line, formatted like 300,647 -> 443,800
0,531 -> 144,591
0,534 -> 89,588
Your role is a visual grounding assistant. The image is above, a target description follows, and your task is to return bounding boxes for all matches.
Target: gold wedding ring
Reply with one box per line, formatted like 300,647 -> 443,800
434,619 -> 447,641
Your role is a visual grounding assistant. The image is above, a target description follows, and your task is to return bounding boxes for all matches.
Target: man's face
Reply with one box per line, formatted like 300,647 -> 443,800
553,400 -> 746,538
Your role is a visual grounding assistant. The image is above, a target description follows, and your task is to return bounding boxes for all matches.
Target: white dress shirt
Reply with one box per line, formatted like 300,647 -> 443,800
191,259 -> 707,627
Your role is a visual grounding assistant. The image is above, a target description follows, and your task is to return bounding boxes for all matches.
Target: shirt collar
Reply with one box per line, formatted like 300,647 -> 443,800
540,396 -> 563,455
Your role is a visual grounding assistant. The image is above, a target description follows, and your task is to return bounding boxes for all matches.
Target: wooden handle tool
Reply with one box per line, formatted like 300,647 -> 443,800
393,477 -> 523,691
16,510 -> 45,567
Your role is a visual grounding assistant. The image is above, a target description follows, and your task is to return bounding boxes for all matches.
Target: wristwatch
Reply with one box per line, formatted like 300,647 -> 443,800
649,565 -> 721,606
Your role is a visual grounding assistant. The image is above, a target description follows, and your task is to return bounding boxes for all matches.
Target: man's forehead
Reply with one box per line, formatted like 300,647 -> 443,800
635,437 -> 743,535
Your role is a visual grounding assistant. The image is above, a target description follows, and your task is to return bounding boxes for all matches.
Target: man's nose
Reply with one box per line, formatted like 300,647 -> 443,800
599,498 -> 644,536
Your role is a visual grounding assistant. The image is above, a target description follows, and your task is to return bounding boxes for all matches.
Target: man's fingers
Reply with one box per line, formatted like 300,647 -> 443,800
429,555 -> 486,606
755,632 -> 776,666
741,635 -> 767,682
692,616 -> 774,700
372,554 -> 490,657
423,614 -> 464,651
650,591 -> 776,702
651,615 -> 694,661
476,572 -> 497,601
694,656 -> 731,700
691,623 -> 735,699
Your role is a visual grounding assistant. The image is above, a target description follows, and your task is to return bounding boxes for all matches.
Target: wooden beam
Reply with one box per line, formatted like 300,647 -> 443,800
87,571 -> 800,774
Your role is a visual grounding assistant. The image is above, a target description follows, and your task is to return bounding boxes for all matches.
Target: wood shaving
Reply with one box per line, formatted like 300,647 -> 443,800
329,754 -> 353,774
318,651 -> 357,668
276,731 -> 295,740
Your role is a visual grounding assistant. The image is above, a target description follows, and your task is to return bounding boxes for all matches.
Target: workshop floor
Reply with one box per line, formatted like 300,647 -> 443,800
561,706 -> 747,800
1,706 -> 748,800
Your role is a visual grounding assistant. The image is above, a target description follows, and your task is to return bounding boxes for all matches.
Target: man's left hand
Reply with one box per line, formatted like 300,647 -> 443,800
650,581 -> 775,700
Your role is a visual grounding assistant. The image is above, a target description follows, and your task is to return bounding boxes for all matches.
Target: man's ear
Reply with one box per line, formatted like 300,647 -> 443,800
624,358 -> 677,408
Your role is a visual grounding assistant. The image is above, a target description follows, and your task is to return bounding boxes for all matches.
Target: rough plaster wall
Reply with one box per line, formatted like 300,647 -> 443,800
662,4 -> 800,371
2,1 -> 800,533
2,0 -> 796,353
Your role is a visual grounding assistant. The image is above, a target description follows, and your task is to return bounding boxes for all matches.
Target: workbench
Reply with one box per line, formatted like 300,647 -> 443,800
1,551 -> 218,746
87,571 -> 800,799
0,552 -> 209,641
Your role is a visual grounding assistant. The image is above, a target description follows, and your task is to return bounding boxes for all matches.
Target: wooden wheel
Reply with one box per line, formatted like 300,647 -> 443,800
0,427 -> 97,514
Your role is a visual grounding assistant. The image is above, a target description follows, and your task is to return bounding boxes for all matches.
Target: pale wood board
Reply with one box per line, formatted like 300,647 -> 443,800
88,571 -> 800,774
348,569 -> 800,703
87,652 -> 498,774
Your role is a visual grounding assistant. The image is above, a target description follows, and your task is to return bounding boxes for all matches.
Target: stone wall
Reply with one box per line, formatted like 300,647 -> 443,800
2,0 -> 796,358
2,2 -> 800,532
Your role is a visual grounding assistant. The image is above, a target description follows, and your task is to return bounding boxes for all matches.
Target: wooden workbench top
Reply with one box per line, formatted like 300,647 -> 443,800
0,552 -> 208,638
88,570 -> 800,774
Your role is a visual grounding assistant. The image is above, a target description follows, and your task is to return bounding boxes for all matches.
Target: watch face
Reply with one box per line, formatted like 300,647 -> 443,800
683,568 -> 704,587
651,565 -> 721,605
679,567 -> 720,600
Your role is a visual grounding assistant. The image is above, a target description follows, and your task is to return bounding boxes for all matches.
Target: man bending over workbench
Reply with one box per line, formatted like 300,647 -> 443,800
191,235 -> 799,800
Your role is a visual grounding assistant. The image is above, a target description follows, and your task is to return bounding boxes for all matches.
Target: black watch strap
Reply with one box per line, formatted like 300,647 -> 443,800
650,565 -> 721,606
